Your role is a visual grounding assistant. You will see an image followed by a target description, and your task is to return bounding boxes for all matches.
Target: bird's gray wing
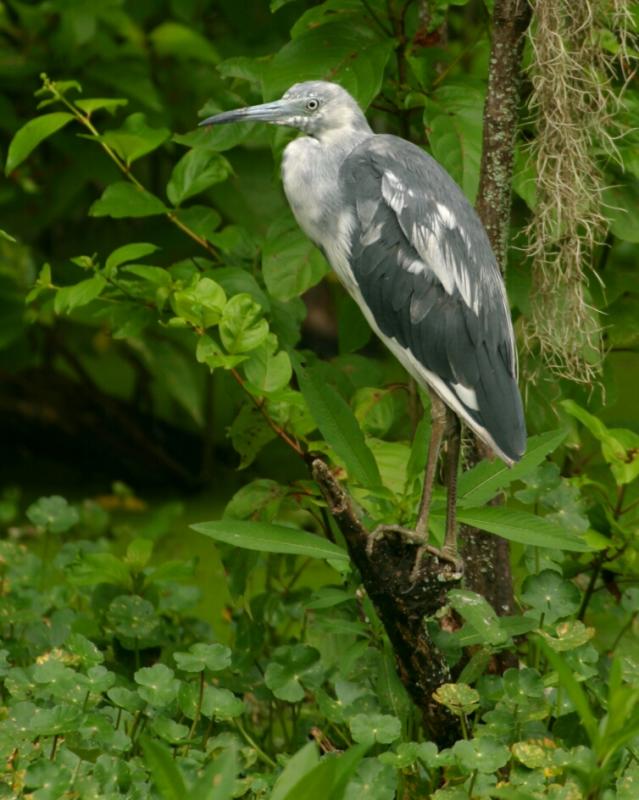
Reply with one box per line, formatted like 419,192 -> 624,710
340,135 -> 526,463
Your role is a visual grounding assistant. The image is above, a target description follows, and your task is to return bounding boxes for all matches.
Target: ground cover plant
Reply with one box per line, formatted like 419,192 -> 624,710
1,0 -> 639,798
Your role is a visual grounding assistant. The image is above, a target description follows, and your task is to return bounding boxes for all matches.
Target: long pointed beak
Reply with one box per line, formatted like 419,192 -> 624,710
199,99 -> 298,127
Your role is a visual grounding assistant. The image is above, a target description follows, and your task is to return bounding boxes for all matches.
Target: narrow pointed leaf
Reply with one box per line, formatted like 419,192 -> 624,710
6,112 -> 74,174
192,519 -> 349,563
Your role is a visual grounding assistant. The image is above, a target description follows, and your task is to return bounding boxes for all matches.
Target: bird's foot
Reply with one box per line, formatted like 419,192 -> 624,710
367,525 -> 463,581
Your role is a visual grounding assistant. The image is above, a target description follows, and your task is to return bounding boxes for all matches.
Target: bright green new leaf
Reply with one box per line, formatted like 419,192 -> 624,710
191,519 -> 349,563
101,113 -> 170,165
243,335 -> 292,393
196,335 -> 247,370
455,506 -> 598,552
172,277 -> 227,328
219,293 -> 269,353
166,148 -> 231,206
105,242 -> 159,273
293,357 -> 382,489
6,112 -> 74,174
90,182 -> 168,218
54,274 -> 106,315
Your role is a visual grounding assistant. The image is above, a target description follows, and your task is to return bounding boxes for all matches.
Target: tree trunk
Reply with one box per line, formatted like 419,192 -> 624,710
464,0 -> 532,625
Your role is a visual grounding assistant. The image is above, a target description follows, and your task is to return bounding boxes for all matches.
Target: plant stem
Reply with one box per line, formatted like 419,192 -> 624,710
234,719 -> 277,768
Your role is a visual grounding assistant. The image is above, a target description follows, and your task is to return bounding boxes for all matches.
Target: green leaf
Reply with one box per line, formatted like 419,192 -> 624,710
5,112 -> 74,174
453,737 -> 510,774
454,506 -> 598,552
520,570 -> 581,623
173,643 -> 232,673
105,242 -> 160,273
54,273 -> 107,314
149,22 -> 220,64
166,149 -> 231,206
172,277 -> 227,328
26,495 -> 79,533
562,399 -> 639,484
262,224 -> 329,302
196,335 -> 246,370
228,404 -> 277,468
191,519 -> 349,563
264,22 -> 393,108
200,686 -> 245,719
536,639 -> 599,747
457,429 -> 569,508
349,713 -> 401,745
174,205 -> 221,240
278,745 -> 368,800
75,97 -> 128,115
107,595 -> 159,639
243,335 -> 292,393
219,293 -> 270,353
140,736 -> 187,800
191,745 -> 238,800
448,589 -> 509,646
68,552 -> 132,588
100,113 -> 170,165
134,664 -> 180,707
271,742 -> 320,800
425,84 -> 485,202
293,357 -> 382,488
90,182 -> 168,218
433,682 -> 480,715
265,644 -> 321,702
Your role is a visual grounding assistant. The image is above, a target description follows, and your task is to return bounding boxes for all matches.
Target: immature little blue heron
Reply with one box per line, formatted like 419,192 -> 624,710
200,81 -> 526,574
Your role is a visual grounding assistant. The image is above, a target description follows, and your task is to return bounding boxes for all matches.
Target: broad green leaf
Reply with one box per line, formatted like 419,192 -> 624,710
453,737 -> 510,774
196,335 -> 246,370
520,570 -> 581,623
100,113 -> 170,165
433,682 -> 480,715
264,22 -> 393,108
228,404 -> 277,468
425,84 -> 485,202
141,737 -> 187,800
262,225 -> 329,302
265,644 -> 321,702
200,686 -> 244,719
173,643 -> 232,673
107,595 -> 159,639
191,519 -> 349,563
105,242 -> 159,273
454,507 -> 598,552
172,277 -> 227,328
243,335 -> 292,393
149,22 -> 220,64
349,713 -> 401,745
166,149 -> 231,206
293,358 -> 382,489
67,552 -> 132,588
219,293 -> 269,353
352,387 -> 396,437
458,429 -> 569,508
54,274 -> 106,314
26,495 -> 79,533
5,112 -> 74,174
539,620 -> 595,652
271,742 -> 320,800
90,182 -> 168,218
448,589 -> 509,646
135,664 -> 180,707
344,759 -> 397,800
174,205 -> 221,240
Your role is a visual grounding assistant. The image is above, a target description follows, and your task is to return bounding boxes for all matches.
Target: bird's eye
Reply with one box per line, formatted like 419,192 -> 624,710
305,98 -> 320,112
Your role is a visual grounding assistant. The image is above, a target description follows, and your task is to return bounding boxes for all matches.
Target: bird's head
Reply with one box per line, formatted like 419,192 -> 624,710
199,80 -> 370,137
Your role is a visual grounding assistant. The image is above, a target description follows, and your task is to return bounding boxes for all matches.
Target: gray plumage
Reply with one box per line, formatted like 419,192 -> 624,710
200,81 -> 526,464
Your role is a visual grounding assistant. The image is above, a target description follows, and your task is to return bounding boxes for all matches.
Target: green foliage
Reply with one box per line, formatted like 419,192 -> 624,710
2,0 -> 639,798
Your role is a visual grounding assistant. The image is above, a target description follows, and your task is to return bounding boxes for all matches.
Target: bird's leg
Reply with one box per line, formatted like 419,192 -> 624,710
409,402 -> 463,581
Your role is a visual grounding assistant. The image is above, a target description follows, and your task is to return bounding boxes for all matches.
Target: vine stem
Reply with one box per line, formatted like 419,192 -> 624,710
42,75 -> 218,259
